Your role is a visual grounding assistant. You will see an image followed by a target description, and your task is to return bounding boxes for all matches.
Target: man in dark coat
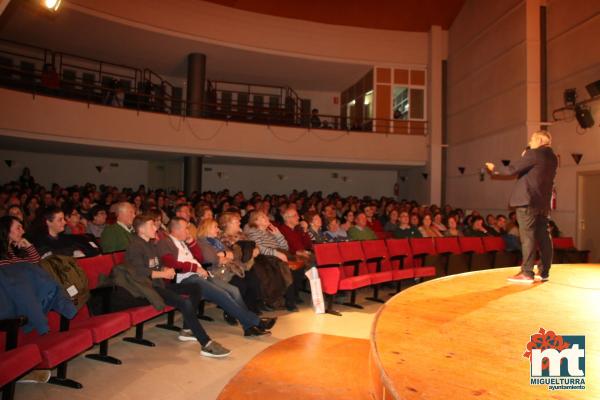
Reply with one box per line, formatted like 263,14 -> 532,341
486,130 -> 558,283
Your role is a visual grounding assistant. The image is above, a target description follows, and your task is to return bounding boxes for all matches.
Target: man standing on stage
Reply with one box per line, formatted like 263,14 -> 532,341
485,130 -> 558,283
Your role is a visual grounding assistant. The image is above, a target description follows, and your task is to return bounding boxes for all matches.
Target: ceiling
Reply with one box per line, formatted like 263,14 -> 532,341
203,0 -> 465,32
0,135 -> 416,171
0,2 -> 372,91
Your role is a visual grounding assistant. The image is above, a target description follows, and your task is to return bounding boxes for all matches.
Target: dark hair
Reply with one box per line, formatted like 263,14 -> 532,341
167,216 -> 186,232
88,205 -> 106,219
132,214 -> 155,233
0,216 -> 24,260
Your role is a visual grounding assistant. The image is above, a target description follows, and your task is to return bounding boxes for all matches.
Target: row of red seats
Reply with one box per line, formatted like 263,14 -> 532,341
313,236 -> 587,316
0,252 -> 179,399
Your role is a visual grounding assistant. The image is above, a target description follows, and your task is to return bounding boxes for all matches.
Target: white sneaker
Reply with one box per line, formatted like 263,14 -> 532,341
178,329 -> 197,342
200,340 -> 231,358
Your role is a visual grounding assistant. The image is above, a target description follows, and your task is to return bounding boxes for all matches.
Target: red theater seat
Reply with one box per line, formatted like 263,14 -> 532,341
434,237 -> 468,275
482,236 -> 518,267
77,254 -> 115,289
410,238 -> 443,277
552,237 -> 589,263
71,306 -> 131,364
384,238 -> 417,292
338,241 -> 392,304
458,237 -> 491,270
111,251 -> 126,266
313,243 -> 371,315
361,240 -> 400,302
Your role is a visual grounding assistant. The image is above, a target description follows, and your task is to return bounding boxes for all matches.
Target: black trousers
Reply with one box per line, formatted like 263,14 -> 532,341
229,269 -> 262,313
516,206 -> 553,277
154,282 -> 211,346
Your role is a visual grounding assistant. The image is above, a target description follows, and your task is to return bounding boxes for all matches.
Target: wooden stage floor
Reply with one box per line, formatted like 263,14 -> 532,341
370,264 -> 600,400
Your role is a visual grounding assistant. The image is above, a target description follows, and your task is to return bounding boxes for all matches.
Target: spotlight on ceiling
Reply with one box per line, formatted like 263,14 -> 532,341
41,0 -> 62,12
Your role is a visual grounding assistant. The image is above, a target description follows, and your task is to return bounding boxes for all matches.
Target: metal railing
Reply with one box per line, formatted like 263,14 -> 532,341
0,40 -> 427,136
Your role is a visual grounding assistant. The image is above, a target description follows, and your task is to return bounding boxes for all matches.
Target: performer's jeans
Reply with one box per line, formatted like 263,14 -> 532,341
516,206 -> 553,277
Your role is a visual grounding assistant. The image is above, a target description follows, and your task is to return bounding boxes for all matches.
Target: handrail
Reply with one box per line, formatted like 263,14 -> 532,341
0,47 -> 427,136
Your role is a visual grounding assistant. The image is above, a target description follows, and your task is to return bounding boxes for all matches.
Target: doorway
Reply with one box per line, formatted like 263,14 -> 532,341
577,172 -> 600,262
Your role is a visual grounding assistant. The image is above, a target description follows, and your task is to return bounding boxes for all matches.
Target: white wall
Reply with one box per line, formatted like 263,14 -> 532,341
546,0 -> 600,239
0,149 -> 149,189
202,163 -> 398,198
445,0 -> 535,214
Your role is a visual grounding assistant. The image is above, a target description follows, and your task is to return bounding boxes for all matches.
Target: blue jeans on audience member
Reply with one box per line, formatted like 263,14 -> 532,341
182,274 -> 259,329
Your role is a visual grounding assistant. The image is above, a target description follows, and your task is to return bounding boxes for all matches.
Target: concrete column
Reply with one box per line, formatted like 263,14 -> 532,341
186,53 -> 206,117
428,25 -> 443,206
184,156 -> 203,195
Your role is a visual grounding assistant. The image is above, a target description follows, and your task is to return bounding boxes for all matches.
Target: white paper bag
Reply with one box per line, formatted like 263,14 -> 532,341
305,267 -> 325,314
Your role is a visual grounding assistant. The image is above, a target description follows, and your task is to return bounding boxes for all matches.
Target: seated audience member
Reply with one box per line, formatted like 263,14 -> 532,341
126,214 -> 230,357
384,209 -> 400,232
218,212 -> 264,314
158,217 -> 272,336
443,215 -> 463,237
31,207 -> 100,258
506,211 -> 520,237
347,212 -> 378,241
489,214 -> 507,236
432,212 -> 447,233
101,202 -> 135,253
364,205 -> 383,232
418,214 -> 443,238
464,216 -> 489,237
305,211 -> 327,243
148,208 -> 168,241
393,211 -> 422,239
310,108 -> 321,128
276,209 -> 314,304
324,217 -> 347,241
485,214 -> 496,232
340,210 -> 355,232
409,213 -> 421,229
175,203 -> 198,239
548,219 -> 561,238
63,205 -> 86,235
195,204 -> 213,225
6,205 -> 24,222
0,216 -> 41,266
86,205 -> 107,239
243,211 -> 296,311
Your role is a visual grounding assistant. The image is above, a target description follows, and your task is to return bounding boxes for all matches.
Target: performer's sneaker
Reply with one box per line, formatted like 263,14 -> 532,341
507,273 -> 534,283
534,275 -> 549,282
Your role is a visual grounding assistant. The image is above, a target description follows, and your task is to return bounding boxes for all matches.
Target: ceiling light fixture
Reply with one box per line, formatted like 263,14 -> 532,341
42,0 -> 61,12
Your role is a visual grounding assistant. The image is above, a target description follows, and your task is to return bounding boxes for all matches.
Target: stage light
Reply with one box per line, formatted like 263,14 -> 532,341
574,105 -> 595,129
563,88 -> 577,107
42,0 -> 61,12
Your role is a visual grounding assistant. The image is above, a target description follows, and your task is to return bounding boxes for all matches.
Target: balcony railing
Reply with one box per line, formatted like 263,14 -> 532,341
0,39 -> 427,136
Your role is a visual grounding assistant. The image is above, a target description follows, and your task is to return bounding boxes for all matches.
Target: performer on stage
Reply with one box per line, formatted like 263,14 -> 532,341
485,130 -> 558,283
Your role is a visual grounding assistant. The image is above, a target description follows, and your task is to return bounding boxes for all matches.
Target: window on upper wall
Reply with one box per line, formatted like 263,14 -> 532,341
364,90 -> 373,120
393,87 -> 409,120
409,88 -> 424,119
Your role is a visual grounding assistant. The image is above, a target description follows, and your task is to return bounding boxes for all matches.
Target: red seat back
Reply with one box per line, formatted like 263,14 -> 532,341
385,238 -> 414,269
314,243 -> 342,266
337,241 -> 368,276
434,237 -> 461,255
76,254 -> 115,289
552,237 -> 575,249
482,236 -> 506,252
458,237 -> 485,254
375,231 -> 392,240
410,238 -> 437,256
361,240 -> 392,273
111,251 -> 126,265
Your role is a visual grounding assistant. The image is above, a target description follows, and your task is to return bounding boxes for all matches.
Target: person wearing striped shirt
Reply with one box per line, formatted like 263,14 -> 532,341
0,216 -> 41,266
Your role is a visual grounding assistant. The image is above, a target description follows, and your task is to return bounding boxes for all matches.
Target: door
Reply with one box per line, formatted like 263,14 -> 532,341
578,172 -> 600,262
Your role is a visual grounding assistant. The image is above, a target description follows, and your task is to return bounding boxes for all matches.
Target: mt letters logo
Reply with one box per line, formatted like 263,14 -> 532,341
524,328 -> 585,391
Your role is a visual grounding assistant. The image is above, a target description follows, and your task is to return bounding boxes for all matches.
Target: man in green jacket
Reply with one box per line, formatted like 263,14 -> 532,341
347,212 -> 378,241
100,202 -> 135,253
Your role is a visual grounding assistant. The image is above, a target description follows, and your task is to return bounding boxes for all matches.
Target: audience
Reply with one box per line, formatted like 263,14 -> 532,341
347,212 -> 378,241
125,214 -> 230,357
443,215 -> 463,237
64,205 -> 86,235
393,211 -> 422,239
324,217 -> 347,241
418,214 -> 443,238
383,209 -> 399,232
0,215 -> 41,266
244,211 -> 297,311
464,216 -> 489,237
101,202 -> 135,253
86,205 -> 107,239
